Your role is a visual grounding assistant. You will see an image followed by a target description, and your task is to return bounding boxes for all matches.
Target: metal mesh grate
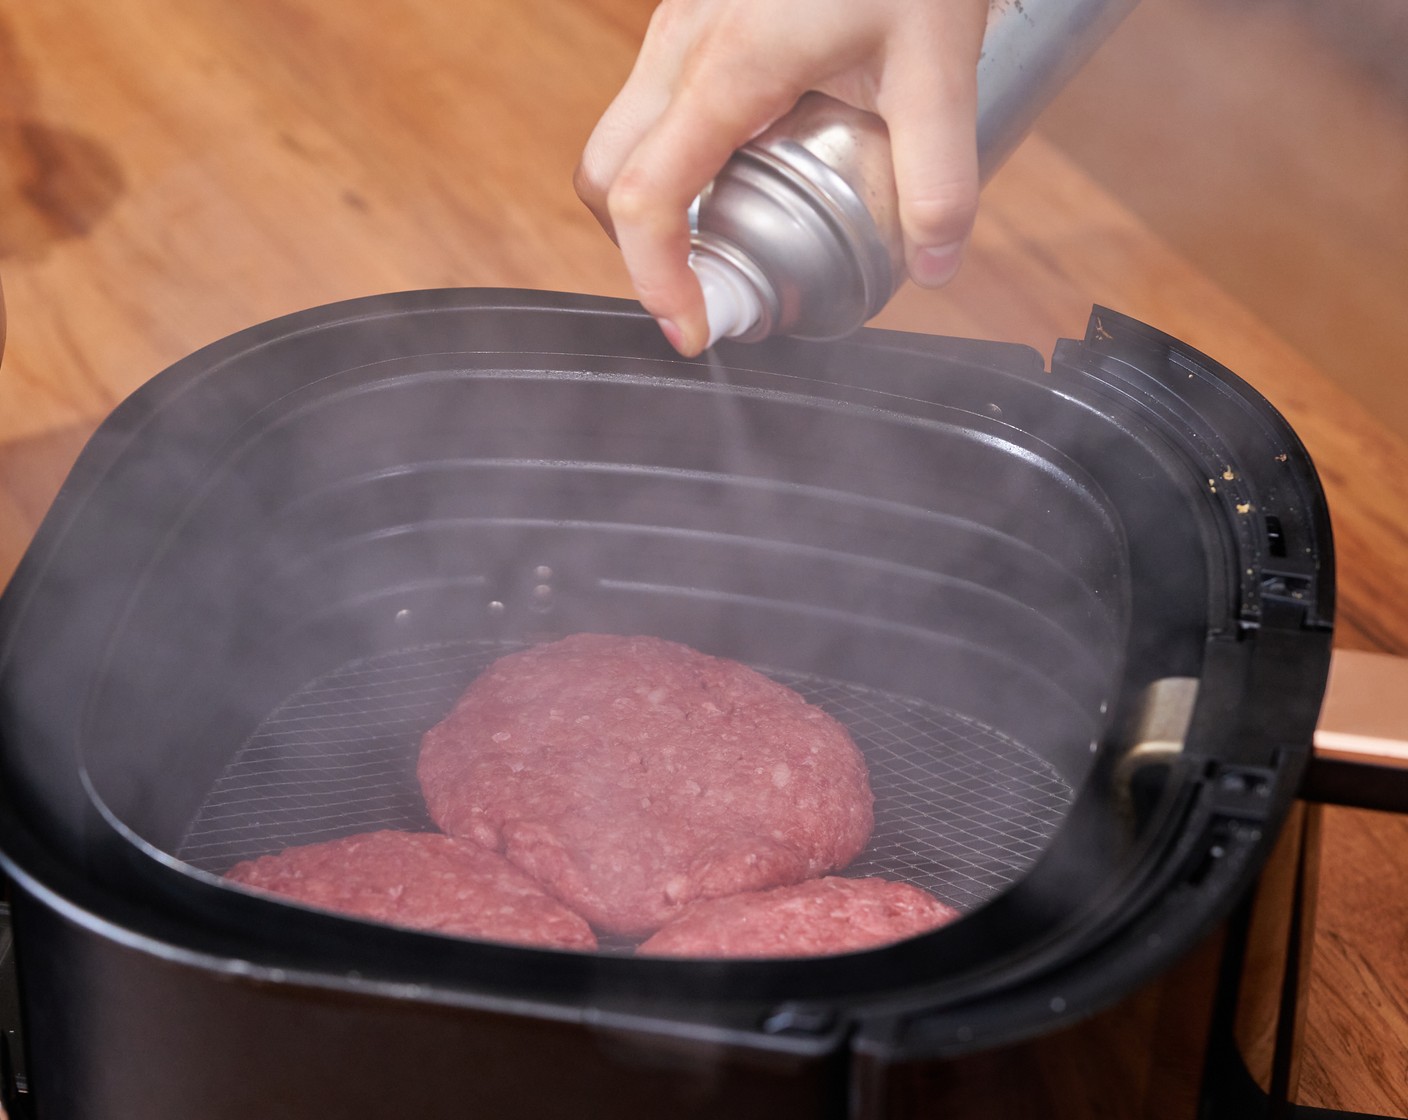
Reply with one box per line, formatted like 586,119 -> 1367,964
178,640 -> 1071,915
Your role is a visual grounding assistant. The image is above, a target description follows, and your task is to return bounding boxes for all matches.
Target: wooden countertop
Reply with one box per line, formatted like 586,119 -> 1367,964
1,1 -> 1405,1114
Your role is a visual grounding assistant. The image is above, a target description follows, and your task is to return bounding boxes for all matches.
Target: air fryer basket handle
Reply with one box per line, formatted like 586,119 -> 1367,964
1290,653 -> 1408,1120
1305,649 -> 1408,812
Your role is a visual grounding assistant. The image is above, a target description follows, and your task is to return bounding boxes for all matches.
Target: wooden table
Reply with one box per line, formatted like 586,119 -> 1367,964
1,1 -> 1405,1114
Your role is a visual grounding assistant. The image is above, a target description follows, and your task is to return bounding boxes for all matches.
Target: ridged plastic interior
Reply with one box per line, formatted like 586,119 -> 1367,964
78,349 -> 1126,917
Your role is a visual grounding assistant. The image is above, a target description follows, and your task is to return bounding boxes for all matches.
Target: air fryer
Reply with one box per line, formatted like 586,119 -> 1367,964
0,290 -> 1332,1119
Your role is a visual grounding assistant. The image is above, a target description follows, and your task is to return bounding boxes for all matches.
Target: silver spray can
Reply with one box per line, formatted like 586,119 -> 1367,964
691,0 -> 1141,346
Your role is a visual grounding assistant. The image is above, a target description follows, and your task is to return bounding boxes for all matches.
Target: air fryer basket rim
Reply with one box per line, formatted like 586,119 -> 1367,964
0,289 -> 1333,1060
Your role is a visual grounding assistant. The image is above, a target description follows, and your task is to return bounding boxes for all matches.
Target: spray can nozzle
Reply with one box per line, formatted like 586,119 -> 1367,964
691,249 -> 769,349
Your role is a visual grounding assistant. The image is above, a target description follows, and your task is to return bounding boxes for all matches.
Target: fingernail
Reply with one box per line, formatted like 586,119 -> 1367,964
656,317 -> 698,356
912,242 -> 965,288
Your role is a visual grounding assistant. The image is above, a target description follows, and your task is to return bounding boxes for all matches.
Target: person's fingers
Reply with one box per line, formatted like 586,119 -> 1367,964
877,14 -> 985,288
576,91 -> 667,243
607,62 -> 799,354
574,3 -> 698,240
577,0 -> 990,349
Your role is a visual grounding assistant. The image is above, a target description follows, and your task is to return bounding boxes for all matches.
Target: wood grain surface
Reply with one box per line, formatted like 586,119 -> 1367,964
1041,0 -> 1408,442
0,0 -> 1405,1114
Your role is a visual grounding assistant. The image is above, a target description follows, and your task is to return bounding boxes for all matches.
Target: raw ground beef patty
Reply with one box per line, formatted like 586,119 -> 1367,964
637,876 -> 959,957
224,829 -> 597,950
417,634 -> 874,937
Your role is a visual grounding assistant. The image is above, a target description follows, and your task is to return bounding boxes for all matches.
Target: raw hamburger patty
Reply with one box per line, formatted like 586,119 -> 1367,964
637,876 -> 959,957
417,634 -> 874,936
224,829 -> 597,950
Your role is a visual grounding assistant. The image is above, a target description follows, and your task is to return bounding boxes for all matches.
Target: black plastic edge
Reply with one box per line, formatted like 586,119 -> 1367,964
1074,306 -> 1336,635
851,306 -> 1335,1063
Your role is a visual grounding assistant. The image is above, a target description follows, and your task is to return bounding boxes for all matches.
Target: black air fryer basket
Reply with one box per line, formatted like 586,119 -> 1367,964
0,290 -> 1331,1119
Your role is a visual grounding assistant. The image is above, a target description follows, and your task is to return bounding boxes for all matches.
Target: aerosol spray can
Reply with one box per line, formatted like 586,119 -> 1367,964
692,0 -> 1141,347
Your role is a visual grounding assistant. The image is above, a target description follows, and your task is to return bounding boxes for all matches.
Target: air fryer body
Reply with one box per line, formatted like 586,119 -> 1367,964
0,291 -> 1332,1119
4,814 -> 1314,1120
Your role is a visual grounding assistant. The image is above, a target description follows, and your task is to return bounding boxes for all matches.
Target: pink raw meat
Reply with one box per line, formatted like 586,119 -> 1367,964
638,876 -> 959,957
417,634 -> 874,936
225,829 -> 597,950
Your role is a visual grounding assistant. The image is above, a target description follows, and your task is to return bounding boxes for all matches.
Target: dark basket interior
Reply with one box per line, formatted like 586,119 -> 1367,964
14,291 -> 1343,997
0,289 -> 1341,1031
67,304 -> 1138,945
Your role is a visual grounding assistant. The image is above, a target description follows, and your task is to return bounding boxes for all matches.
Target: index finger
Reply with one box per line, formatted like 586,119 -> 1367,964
607,74 -> 801,354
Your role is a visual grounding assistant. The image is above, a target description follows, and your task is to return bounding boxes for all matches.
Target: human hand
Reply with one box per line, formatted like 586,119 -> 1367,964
575,0 -> 990,356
